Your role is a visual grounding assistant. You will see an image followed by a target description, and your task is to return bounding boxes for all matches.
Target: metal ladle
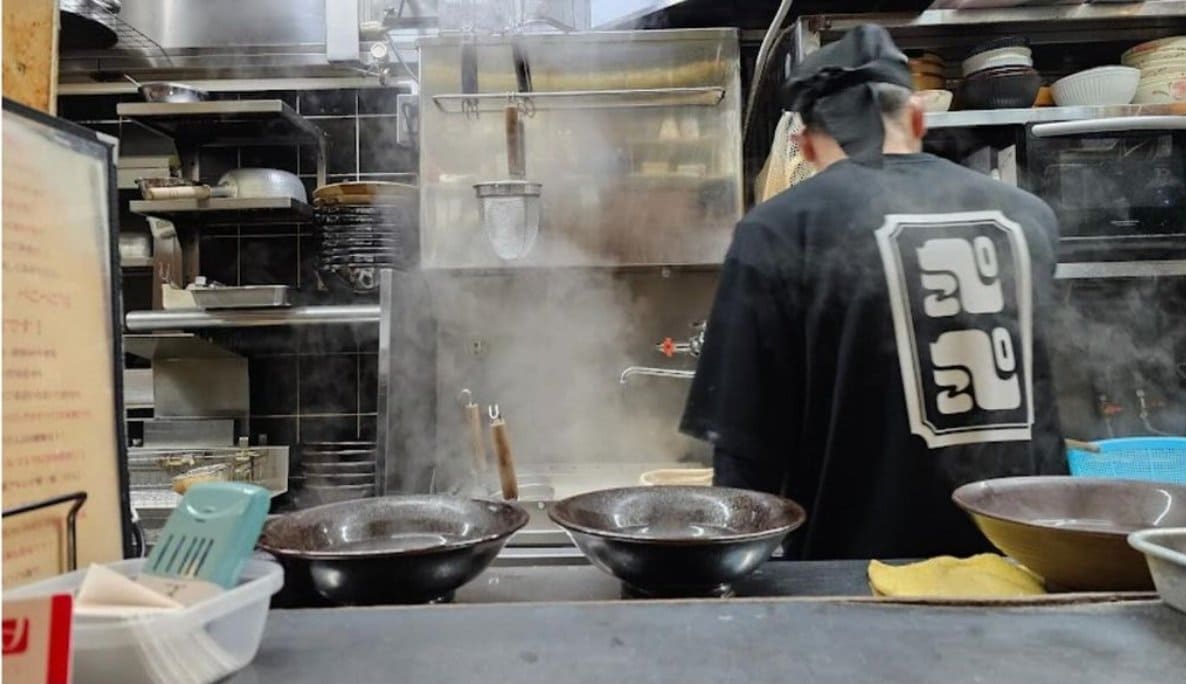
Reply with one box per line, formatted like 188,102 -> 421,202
474,99 -> 542,260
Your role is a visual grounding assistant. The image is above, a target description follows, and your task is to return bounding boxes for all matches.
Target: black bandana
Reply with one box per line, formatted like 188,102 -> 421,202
782,24 -> 912,167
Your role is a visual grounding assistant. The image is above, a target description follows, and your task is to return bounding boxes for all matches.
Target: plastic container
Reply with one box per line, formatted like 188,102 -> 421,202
1052,66 -> 1140,106
1129,528 -> 1186,614
1067,437 -> 1186,484
4,558 -> 283,684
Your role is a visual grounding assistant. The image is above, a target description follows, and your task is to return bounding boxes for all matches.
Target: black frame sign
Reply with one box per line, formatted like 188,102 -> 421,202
2,97 -> 132,586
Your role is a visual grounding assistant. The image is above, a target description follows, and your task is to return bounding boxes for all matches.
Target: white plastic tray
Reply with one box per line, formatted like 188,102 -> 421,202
5,558 -> 283,684
1129,528 -> 1186,614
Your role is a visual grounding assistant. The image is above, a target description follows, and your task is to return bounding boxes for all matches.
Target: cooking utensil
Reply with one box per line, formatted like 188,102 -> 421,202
549,486 -> 806,597
302,461 -> 376,475
489,404 -> 518,500
639,468 -> 713,486
302,483 -> 375,506
1128,528 -> 1186,614
1066,437 -> 1186,484
259,496 -> 529,605
460,390 -> 488,474
474,102 -> 542,260
141,482 -> 271,591
190,284 -> 291,309
124,75 -> 209,104
140,168 -> 306,202
952,476 -> 1186,591
59,0 -> 118,49
312,181 -> 417,205
1065,439 -> 1101,454
305,473 -> 374,487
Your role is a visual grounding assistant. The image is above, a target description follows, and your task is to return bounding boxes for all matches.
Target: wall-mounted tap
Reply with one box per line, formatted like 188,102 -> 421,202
656,321 -> 706,359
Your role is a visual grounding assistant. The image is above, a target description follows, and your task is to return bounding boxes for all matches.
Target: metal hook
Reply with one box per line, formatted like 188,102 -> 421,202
459,388 -> 474,406
488,404 -> 501,421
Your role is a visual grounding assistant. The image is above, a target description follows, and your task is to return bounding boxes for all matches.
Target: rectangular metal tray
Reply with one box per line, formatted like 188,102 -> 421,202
1129,528 -> 1186,614
191,285 -> 291,309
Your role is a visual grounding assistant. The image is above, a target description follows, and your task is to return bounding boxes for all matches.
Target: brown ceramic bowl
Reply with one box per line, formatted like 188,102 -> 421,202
953,477 -> 1186,591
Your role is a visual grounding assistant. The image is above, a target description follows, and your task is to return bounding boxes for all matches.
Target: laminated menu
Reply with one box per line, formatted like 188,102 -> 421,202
3,102 -> 125,586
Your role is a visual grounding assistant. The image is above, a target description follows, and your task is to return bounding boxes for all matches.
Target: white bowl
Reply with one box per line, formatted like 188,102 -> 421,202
1052,66 -> 1141,106
1122,35 -> 1186,65
917,89 -> 954,112
962,45 -> 1033,76
1134,75 -> 1186,104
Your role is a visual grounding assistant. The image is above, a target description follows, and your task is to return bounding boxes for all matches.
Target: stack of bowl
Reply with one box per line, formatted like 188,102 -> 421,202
1122,36 -> 1186,104
293,441 -> 378,506
958,37 -> 1041,110
910,52 -> 953,113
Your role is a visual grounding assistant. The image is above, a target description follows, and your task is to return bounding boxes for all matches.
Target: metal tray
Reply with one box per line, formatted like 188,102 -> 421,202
191,284 -> 291,309
1129,528 -> 1186,614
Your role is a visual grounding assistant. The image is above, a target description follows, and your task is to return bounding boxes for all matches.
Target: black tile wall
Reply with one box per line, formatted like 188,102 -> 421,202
61,85 -> 409,450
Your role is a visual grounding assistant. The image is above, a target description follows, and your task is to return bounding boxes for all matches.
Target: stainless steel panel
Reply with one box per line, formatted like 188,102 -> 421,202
152,357 -> 249,418
116,0 -> 326,49
124,305 -> 381,330
928,104 -> 1186,130
418,29 -> 743,268
191,285 -> 291,309
142,419 -> 236,447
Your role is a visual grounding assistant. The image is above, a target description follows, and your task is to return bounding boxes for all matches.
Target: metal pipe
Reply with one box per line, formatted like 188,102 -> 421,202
125,305 -> 381,330
619,366 -> 695,384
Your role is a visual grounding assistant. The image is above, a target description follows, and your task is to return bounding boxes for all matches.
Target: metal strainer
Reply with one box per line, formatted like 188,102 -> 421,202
475,101 -> 541,260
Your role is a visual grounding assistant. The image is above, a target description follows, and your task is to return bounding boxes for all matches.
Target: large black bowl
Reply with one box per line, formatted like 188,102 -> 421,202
549,486 -> 806,597
958,66 -> 1042,110
260,496 -> 528,605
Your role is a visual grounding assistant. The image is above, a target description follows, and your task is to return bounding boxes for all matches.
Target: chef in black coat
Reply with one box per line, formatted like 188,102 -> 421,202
681,25 -> 1066,560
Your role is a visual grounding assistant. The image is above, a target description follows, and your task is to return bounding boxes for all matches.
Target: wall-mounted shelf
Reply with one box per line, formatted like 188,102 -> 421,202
117,100 -> 325,147
129,197 -> 315,224
431,87 -> 726,113
125,305 -> 381,331
927,103 -> 1186,130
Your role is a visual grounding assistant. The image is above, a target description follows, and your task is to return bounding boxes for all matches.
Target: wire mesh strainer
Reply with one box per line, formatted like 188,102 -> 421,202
475,101 -> 541,260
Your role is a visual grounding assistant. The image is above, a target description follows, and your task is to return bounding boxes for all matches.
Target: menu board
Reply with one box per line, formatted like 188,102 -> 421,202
2,100 -> 127,587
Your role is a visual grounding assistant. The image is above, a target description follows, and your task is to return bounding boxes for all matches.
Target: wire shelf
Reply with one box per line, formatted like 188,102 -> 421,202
60,0 -> 173,66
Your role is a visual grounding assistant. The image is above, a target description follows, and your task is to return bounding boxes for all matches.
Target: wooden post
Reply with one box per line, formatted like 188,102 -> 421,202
3,0 -> 59,114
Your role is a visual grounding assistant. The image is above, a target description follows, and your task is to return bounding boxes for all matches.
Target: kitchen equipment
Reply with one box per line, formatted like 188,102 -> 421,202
639,468 -> 713,486
302,461 -> 376,475
1051,66 -> 1140,107
957,65 -> 1042,110
141,168 -> 306,202
305,473 -> 374,487
1128,528 -> 1186,614
142,482 -> 271,590
124,75 -> 209,103
549,486 -> 806,597
474,103 -> 542,261
962,44 -> 1033,77
119,232 -> 152,261
952,476 -> 1186,591
4,558 -> 281,684
301,483 -> 375,506
313,181 -> 417,204
189,283 -> 290,309
171,463 -> 231,494
1066,437 -> 1186,484
314,190 -> 417,292
917,89 -> 954,112
259,496 -> 528,605
59,0 -> 119,49
301,449 -> 376,464
1065,438 -> 1101,454
1122,36 -> 1186,68
460,389 -> 488,475
489,404 -> 518,500
1025,120 -> 1186,260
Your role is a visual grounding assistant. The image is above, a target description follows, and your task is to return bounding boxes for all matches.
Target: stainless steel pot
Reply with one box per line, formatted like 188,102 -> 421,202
140,168 -> 306,202
125,75 -> 208,103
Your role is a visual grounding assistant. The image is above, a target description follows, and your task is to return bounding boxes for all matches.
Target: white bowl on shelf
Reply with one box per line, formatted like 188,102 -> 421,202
1052,66 -> 1141,106
917,89 -> 954,112
962,45 -> 1033,77
1122,35 -> 1186,66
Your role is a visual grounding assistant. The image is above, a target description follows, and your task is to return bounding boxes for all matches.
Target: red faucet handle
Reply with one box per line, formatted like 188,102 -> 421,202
659,338 -> 676,358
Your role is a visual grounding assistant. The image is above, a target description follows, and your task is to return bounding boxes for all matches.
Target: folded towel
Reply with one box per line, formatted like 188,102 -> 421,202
869,554 -> 1045,598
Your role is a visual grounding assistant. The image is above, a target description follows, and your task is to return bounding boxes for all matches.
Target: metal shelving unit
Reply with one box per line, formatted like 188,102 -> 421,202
1055,260 -> 1186,281
128,196 -> 315,224
124,305 -> 382,331
926,103 -> 1186,130
431,87 -> 727,113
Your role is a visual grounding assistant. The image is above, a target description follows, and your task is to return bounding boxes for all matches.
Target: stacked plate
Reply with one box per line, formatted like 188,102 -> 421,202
292,441 -> 378,507
313,182 -> 418,293
958,37 -> 1041,110
1123,36 -> 1186,104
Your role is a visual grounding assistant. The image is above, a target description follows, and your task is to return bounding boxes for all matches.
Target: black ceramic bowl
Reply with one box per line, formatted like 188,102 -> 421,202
958,66 -> 1042,110
260,496 -> 528,605
549,486 -> 806,597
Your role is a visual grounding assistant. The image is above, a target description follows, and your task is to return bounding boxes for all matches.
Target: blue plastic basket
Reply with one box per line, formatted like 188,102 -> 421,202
1067,437 -> 1186,484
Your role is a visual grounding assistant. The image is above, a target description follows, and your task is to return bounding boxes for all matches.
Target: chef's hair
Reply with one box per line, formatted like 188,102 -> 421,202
801,82 -> 914,132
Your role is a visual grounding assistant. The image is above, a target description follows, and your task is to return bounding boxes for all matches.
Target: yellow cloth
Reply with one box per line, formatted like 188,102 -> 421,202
868,554 -> 1046,598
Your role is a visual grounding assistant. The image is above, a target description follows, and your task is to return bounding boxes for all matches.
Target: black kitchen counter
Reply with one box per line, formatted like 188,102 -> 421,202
228,560 -> 1186,684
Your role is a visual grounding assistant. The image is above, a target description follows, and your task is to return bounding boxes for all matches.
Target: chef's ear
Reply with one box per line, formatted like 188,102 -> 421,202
908,100 -> 927,141
793,130 -> 818,165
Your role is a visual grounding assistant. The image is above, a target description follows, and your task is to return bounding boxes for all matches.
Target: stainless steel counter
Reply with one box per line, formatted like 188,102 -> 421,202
225,561 -> 1184,683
